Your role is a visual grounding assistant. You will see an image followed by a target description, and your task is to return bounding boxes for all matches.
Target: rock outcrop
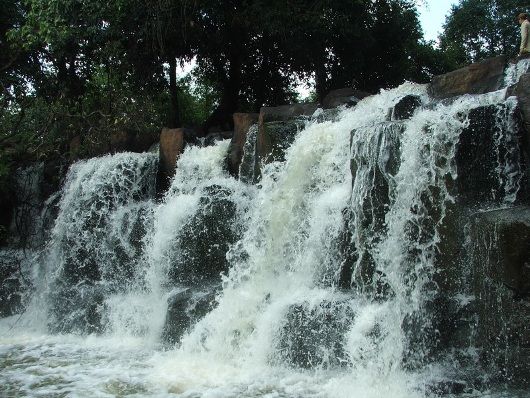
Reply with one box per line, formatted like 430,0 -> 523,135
322,88 -> 371,109
257,103 -> 318,166
162,288 -> 217,345
227,113 -> 259,176
429,55 -> 507,99
468,207 -> 530,386
276,299 -> 354,368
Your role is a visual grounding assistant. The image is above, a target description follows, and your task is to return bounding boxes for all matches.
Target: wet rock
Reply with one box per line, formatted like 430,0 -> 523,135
259,103 -> 318,123
468,206 -> 530,387
322,88 -> 371,109
453,104 -> 524,204
168,185 -> 240,286
429,55 -> 507,99
257,120 -> 304,164
255,103 -> 318,169
157,128 -> 187,193
516,73 -> 530,137
333,209 -> 356,290
48,282 -> 106,334
427,380 -> 469,396
472,207 -> 530,297
516,73 -> 530,193
46,157 -> 156,333
227,113 -> 259,177
391,95 -> 422,120
0,252 -> 26,317
348,122 -> 403,295
161,288 -> 217,345
276,299 -> 354,368
159,128 -> 186,177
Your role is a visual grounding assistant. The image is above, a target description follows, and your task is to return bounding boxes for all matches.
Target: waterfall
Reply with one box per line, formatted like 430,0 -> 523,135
0,77 -> 527,397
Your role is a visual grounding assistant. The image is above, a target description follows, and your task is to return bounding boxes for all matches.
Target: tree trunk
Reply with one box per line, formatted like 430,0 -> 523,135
168,57 -> 181,128
202,38 -> 242,135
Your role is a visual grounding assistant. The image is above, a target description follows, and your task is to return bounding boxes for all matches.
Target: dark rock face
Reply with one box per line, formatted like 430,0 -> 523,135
168,185 -> 240,286
322,88 -> 371,109
276,299 -> 354,368
259,103 -> 318,123
429,56 -> 507,99
472,207 -> 530,298
49,206 -> 153,334
47,157 -> 156,333
257,120 -> 304,165
391,95 -> 422,120
227,113 -> 259,177
256,103 -> 318,166
161,288 -> 217,345
348,122 -> 403,295
468,207 -> 530,387
0,253 -> 25,317
517,73 -> 530,137
516,73 -> 530,193
49,283 -> 106,334
453,104 -> 524,204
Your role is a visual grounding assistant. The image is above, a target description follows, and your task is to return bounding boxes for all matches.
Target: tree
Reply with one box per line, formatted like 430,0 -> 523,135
440,0 -> 529,66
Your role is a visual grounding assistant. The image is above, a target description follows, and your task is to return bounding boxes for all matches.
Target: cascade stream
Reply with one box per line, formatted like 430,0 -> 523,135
1,61 -> 530,397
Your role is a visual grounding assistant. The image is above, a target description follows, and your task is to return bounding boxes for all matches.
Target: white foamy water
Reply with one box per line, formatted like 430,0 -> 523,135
0,80 -> 526,397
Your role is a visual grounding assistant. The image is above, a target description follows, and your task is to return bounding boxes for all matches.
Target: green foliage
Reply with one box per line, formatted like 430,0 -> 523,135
178,73 -> 220,128
0,0 -> 459,162
440,0 -> 530,65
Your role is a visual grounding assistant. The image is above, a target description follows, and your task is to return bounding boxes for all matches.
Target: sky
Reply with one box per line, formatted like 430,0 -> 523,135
418,0 -> 460,42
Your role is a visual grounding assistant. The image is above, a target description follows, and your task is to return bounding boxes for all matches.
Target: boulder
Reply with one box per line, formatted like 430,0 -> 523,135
48,281 -> 106,334
472,207 -> 530,296
168,185 -> 240,286
516,73 -> 530,194
453,104 -> 524,204
429,55 -> 507,99
259,103 -> 318,123
467,206 -> 530,387
516,73 -> 530,136
322,88 -> 371,109
158,128 -> 186,191
391,95 -> 422,120
276,299 -> 354,368
257,120 -> 303,165
161,288 -> 217,345
256,103 -> 318,167
227,113 -> 259,176
0,252 -> 25,317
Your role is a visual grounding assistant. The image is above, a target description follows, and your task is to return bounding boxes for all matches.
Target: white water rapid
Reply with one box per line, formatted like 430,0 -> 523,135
0,73 -> 527,397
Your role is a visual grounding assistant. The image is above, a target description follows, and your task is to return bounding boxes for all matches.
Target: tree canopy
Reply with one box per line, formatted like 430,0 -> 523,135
0,0 -> 466,173
440,0 -> 530,66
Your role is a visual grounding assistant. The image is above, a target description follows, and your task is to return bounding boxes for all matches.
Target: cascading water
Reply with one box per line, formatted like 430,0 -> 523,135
0,65 -> 528,397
